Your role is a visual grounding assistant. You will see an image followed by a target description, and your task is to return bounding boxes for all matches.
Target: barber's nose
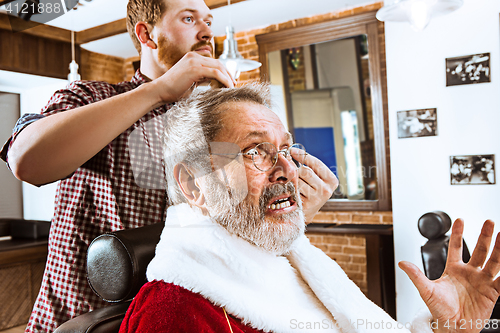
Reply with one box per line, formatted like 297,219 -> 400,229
268,153 -> 297,183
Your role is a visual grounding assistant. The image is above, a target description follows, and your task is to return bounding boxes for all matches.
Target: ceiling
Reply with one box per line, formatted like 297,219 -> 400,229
1,0 -> 376,58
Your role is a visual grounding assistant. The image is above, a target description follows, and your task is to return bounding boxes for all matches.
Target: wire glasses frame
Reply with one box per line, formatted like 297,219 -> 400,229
241,142 -> 307,172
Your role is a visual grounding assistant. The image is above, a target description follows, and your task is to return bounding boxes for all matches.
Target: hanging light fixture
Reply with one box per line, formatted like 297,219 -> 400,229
376,0 -> 463,31
68,30 -> 81,83
218,0 -> 261,79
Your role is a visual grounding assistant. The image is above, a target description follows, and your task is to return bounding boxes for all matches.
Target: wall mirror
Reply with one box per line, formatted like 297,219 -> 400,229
256,11 -> 390,211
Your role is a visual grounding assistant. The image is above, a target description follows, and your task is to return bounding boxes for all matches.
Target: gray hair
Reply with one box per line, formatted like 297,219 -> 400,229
162,82 -> 272,205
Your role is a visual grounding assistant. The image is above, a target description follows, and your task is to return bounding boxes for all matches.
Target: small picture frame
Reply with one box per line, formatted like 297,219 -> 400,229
446,53 -> 491,86
397,108 -> 437,139
450,154 -> 495,185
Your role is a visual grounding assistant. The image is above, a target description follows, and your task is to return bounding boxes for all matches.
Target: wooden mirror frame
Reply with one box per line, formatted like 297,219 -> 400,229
256,11 -> 390,211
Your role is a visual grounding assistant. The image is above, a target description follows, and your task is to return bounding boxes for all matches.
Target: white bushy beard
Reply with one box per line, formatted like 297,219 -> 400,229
204,174 -> 305,255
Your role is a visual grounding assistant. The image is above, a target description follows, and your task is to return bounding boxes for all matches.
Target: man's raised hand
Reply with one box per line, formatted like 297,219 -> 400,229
399,219 -> 500,333
152,52 -> 236,106
292,151 -> 338,223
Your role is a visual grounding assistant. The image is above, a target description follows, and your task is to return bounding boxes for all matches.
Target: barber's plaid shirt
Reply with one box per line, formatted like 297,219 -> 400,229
1,71 -> 169,332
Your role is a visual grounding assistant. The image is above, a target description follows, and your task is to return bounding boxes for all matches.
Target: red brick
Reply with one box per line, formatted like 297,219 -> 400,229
326,244 -> 343,253
312,211 -> 335,223
352,213 -> 381,223
343,246 -> 365,255
346,263 -> 362,272
315,244 -> 328,252
306,235 -> 324,244
323,235 -> 349,245
352,256 -> 367,264
346,272 -> 364,281
335,213 -> 352,222
349,237 -> 365,247
328,254 -> 352,263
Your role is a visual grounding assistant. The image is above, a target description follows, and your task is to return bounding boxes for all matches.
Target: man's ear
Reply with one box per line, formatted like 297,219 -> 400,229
135,21 -> 157,50
174,163 -> 205,207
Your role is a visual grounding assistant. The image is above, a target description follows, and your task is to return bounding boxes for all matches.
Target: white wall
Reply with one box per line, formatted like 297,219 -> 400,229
384,0 -> 500,323
0,73 -> 67,221
20,82 -> 67,221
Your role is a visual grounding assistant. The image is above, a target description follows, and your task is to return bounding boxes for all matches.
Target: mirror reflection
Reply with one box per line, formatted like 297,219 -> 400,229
267,35 -> 377,201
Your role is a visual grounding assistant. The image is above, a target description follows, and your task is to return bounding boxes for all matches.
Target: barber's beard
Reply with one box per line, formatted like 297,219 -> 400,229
158,35 -> 213,68
205,177 -> 305,255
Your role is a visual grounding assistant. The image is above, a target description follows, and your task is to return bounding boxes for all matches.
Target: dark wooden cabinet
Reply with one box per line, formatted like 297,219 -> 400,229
0,235 -> 48,330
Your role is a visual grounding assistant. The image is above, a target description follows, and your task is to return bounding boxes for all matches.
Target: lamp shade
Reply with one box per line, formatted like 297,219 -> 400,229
218,26 -> 261,79
376,0 -> 463,31
68,60 -> 81,83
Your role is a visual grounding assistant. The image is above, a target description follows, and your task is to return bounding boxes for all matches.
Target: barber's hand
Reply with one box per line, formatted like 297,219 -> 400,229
292,151 -> 338,223
399,219 -> 500,333
151,52 -> 236,105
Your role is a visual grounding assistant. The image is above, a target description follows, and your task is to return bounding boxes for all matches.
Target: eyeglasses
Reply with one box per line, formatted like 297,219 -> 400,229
241,142 -> 306,172
207,142 -> 307,173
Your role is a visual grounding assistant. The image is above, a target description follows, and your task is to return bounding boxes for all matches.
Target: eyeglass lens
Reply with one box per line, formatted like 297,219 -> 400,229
252,143 -> 306,171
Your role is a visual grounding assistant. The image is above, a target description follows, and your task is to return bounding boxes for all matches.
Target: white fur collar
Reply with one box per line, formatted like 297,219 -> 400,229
147,204 -> 432,333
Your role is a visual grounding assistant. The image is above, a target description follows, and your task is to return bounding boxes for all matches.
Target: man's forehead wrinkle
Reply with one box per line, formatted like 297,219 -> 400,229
239,130 -> 267,143
236,130 -> 292,145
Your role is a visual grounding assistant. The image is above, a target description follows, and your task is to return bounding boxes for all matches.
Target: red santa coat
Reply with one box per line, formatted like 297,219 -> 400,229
120,204 -> 432,333
119,280 -> 264,333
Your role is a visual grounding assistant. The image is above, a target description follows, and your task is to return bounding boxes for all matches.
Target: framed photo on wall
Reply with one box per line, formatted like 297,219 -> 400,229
446,53 -> 491,86
397,108 -> 437,138
450,154 -> 495,185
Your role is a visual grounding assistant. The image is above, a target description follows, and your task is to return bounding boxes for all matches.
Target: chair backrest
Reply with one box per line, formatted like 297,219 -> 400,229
54,223 -> 164,333
86,221 -> 164,302
418,211 -> 500,325
418,211 -> 470,280
54,222 -> 165,333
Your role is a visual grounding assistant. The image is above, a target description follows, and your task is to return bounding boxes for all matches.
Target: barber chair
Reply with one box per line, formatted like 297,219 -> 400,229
418,211 -> 500,332
418,211 -> 470,280
54,222 -> 164,333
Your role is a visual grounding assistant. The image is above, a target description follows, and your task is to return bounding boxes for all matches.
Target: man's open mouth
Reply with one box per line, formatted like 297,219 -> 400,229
268,196 -> 294,211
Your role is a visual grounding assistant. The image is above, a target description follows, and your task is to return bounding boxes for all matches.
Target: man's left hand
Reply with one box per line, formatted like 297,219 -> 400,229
292,152 -> 338,223
400,219 -> 500,333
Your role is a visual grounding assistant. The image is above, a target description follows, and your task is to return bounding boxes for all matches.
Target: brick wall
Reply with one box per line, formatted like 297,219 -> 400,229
308,210 -> 392,295
307,233 -> 368,293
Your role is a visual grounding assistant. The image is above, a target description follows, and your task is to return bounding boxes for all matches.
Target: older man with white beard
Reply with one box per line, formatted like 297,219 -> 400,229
119,84 -> 500,333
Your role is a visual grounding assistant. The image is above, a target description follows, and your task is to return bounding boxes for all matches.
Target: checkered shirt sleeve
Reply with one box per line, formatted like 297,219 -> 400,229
2,72 -> 170,333
1,113 -> 45,166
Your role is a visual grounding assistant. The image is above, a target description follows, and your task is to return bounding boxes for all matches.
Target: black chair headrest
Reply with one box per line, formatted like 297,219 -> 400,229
418,211 -> 452,240
86,222 -> 164,302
